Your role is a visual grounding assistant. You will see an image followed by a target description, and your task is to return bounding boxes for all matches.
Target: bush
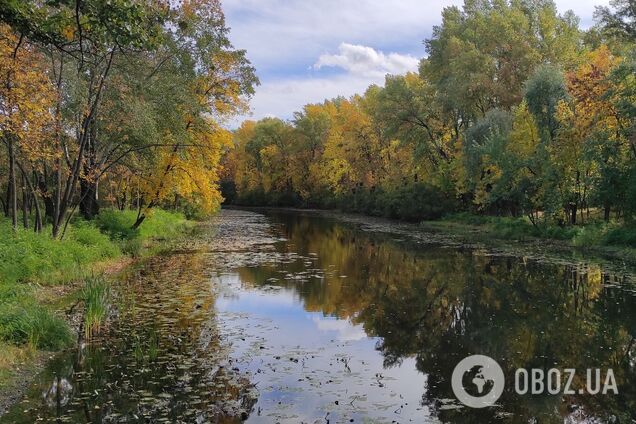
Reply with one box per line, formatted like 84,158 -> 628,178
377,184 -> 458,221
94,209 -> 190,253
604,225 -> 636,247
571,224 -> 608,247
94,209 -> 140,240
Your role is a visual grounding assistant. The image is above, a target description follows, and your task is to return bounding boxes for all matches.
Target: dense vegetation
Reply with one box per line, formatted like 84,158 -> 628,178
222,0 -> 636,240
0,208 -> 188,359
0,0 -> 257,237
0,0 -> 255,383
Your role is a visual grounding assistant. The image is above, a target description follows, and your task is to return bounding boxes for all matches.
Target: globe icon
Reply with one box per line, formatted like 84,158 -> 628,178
451,355 -> 505,408
462,364 -> 496,397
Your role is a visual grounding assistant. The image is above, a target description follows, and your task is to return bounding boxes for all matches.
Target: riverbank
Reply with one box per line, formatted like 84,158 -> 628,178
230,206 -> 636,269
0,209 -> 195,415
420,214 -> 636,264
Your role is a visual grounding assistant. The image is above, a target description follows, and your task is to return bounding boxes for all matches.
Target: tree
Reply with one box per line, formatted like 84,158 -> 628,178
422,0 -> 580,123
0,0 -> 257,236
595,0 -> 636,40
557,46 -> 626,222
0,25 -> 54,231
373,73 -> 454,169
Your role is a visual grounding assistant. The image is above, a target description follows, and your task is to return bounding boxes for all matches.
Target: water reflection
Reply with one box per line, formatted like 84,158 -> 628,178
1,209 -> 635,423
1,251 -> 256,423
220,210 -> 636,422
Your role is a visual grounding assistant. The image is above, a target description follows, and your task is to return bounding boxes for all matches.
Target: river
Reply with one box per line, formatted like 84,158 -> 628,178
2,209 -> 635,423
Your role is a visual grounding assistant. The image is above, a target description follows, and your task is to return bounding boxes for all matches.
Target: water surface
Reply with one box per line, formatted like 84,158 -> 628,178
2,209 -> 635,422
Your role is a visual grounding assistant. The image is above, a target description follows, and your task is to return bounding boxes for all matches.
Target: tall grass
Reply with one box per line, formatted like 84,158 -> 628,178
81,276 -> 110,339
95,209 -> 191,255
0,291 -> 72,351
0,208 -> 189,354
0,218 -> 118,352
0,219 -> 120,286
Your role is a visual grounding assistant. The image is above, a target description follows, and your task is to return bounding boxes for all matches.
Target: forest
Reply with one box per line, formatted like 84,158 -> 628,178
222,0 -> 636,243
0,0 -> 257,238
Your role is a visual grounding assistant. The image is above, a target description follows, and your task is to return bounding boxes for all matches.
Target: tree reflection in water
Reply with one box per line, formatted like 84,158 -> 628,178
236,211 -> 636,422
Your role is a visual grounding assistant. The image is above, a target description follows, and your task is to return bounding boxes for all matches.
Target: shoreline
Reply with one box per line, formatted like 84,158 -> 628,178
2,207 -> 634,417
0,216 -> 196,417
0,255 -> 134,416
227,205 -> 636,272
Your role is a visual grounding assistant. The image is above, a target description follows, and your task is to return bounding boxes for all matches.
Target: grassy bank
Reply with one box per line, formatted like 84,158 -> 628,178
423,213 -> 636,251
0,208 -> 192,391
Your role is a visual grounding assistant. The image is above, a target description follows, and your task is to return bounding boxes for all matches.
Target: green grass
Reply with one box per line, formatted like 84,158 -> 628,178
0,288 -> 73,351
0,208 -> 193,391
438,213 -> 636,248
81,275 -> 110,339
0,219 -> 120,287
0,218 -> 119,353
95,209 -> 191,256
0,208 -> 191,352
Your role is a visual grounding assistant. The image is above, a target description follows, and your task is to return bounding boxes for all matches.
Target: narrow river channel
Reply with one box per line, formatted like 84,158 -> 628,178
2,209 -> 635,423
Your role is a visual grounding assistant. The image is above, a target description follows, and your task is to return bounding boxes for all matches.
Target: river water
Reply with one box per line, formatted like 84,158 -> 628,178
2,209 -> 635,423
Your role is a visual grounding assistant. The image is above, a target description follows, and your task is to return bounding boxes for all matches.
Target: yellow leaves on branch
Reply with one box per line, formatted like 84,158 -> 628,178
561,46 -> 622,136
194,50 -> 249,118
0,25 -> 55,159
139,120 -> 231,214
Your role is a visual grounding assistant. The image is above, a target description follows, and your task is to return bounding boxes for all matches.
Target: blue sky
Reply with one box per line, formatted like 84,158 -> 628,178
222,0 -> 609,127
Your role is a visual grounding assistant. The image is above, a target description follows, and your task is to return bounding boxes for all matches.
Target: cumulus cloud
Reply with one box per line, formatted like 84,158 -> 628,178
314,43 -> 419,77
223,0 -> 605,74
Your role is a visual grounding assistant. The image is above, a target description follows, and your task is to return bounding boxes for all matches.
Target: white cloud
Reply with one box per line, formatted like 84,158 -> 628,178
223,0 -> 606,73
315,43 -> 419,77
229,44 -> 417,126
222,0 -> 455,73
228,72 -> 382,127
312,316 -> 367,341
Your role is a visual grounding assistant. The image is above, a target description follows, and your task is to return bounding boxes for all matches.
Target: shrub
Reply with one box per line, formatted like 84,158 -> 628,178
572,224 -> 609,247
94,209 -> 190,257
94,209 -> 140,240
604,225 -> 636,247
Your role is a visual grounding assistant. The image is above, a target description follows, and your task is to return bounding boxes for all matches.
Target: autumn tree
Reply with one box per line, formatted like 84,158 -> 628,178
0,25 -> 54,231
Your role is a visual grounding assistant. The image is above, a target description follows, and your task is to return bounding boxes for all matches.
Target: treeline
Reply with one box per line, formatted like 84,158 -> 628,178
223,0 -> 636,226
0,0 -> 257,237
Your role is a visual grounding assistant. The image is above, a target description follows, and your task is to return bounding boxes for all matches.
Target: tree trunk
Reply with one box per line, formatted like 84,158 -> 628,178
8,138 -> 17,230
52,158 -> 62,238
132,214 -> 146,230
3,184 -> 8,217
80,114 -> 100,220
604,204 -> 611,222
36,171 -> 54,222
79,178 -> 100,220
15,161 -> 43,233
570,203 -> 577,225
22,174 -> 28,229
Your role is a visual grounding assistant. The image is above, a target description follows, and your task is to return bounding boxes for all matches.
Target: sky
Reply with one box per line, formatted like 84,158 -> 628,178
222,0 -> 610,127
